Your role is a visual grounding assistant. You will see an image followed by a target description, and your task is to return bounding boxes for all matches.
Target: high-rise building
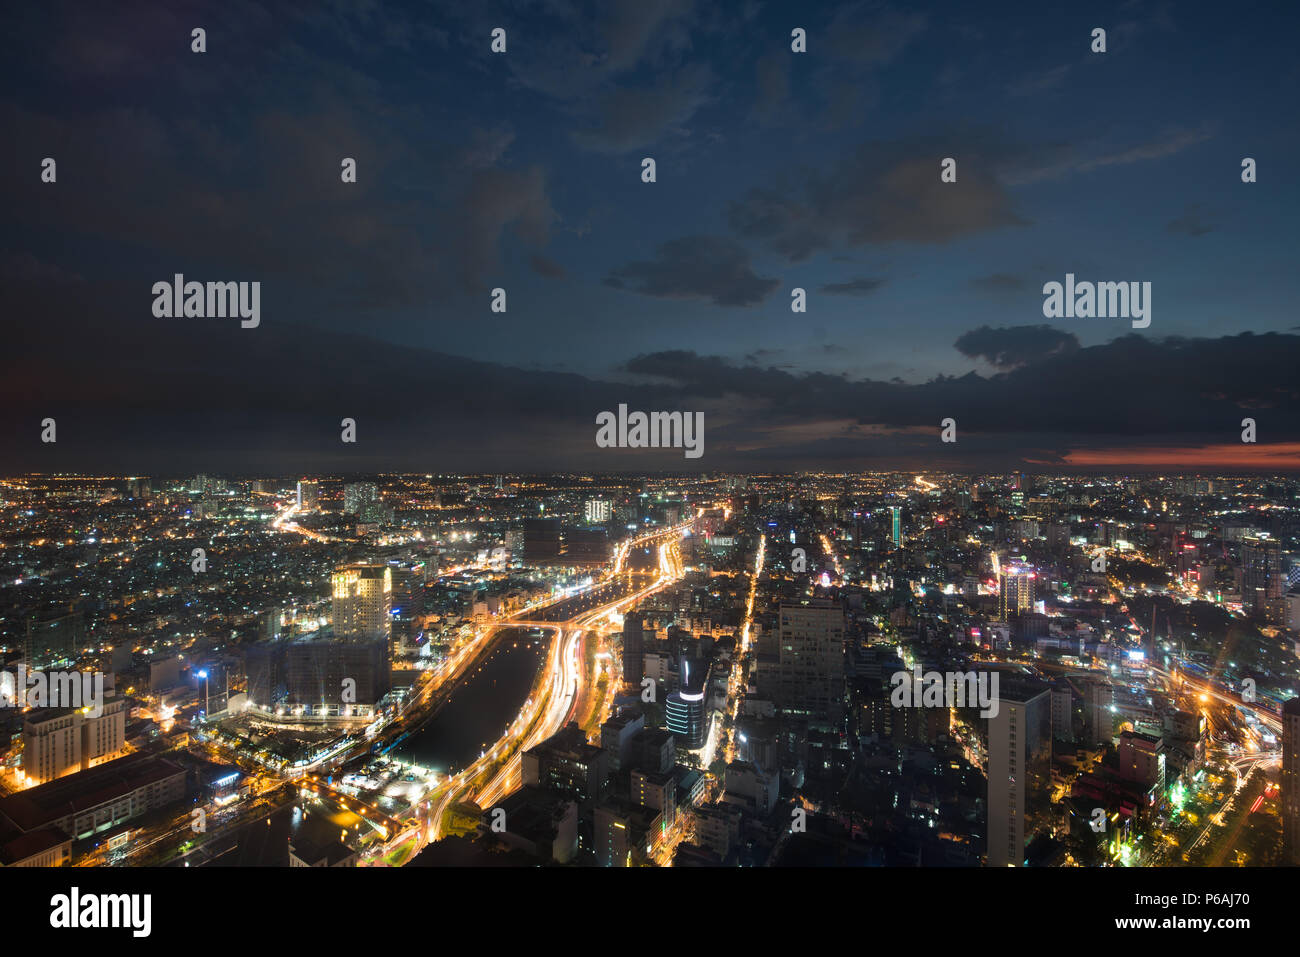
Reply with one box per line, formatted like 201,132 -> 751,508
585,498 -> 612,525
889,506 -> 902,548
1241,536 -> 1282,617
987,678 -> 1051,867
388,561 -> 426,647
772,599 -> 846,731
621,616 -> 645,690
23,696 -> 127,784
343,481 -> 379,516
297,479 -> 319,511
283,637 -> 391,716
666,657 -> 707,750
24,607 -> 84,670
331,564 -> 392,642
1283,696 -> 1300,864
998,562 -> 1037,622
520,723 -> 609,805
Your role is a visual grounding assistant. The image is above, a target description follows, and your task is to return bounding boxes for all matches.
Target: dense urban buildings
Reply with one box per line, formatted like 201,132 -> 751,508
0,469 -> 1295,873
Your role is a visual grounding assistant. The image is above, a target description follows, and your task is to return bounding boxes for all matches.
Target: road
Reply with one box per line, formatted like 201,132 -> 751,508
419,525 -> 690,849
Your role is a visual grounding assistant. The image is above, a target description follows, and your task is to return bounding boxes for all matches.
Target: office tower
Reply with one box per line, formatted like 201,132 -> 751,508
585,497 -> 612,525
331,564 -> 392,642
987,678 -> 1051,867
631,767 -> 676,828
23,696 -> 127,784
343,481 -> 379,516
600,712 -> 646,771
1241,536 -> 1282,616
666,657 -> 706,750
296,479 -> 319,511
388,561 -> 426,645
622,615 -> 645,690
1083,679 -> 1116,746
260,607 -> 282,642
245,642 -> 285,710
284,637 -> 391,715
998,562 -> 1037,622
24,607 -> 84,670
1284,697 -> 1300,864
889,506 -> 902,548
520,723 -> 610,805
1050,683 -> 1076,743
523,517 -> 564,565
1117,730 -> 1166,802
773,599 -> 846,731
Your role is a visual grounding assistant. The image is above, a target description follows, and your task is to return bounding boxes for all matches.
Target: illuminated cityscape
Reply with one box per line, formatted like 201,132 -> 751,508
1,0 -> 1294,938
0,471 -> 1296,873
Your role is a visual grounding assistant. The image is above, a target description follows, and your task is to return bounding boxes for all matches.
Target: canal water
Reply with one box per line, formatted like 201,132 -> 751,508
390,628 -> 548,775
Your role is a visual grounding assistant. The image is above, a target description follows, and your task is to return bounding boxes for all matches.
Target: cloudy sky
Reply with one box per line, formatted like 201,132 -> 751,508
2,0 -> 1298,474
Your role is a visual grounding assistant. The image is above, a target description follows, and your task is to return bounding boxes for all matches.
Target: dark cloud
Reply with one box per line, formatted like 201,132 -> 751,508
529,253 -> 568,280
604,236 -> 779,306
820,277 -> 887,296
727,136 -> 1027,260
2,279 -> 1298,471
572,65 -> 711,153
969,273 -> 1026,293
954,325 -> 1079,368
619,332 -> 1300,442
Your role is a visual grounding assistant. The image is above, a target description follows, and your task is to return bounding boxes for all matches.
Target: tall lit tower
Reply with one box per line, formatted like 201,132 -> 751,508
987,678 -> 1051,866
331,564 -> 392,641
998,563 -> 1037,622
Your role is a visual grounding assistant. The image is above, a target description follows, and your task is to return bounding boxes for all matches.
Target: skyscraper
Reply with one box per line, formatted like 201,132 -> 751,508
998,563 -> 1037,622
987,677 -> 1051,867
331,564 -> 392,642
1241,536 -> 1282,617
621,615 -> 645,690
297,479 -> 319,511
889,506 -> 902,548
343,481 -> 379,516
773,599 -> 846,731
1283,696 -> 1300,864
666,656 -> 706,750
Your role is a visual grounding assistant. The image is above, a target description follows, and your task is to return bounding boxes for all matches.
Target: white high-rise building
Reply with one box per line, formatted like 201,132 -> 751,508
331,564 -> 392,642
23,696 -> 127,784
297,479 -> 320,511
585,498 -> 612,525
987,679 -> 1050,867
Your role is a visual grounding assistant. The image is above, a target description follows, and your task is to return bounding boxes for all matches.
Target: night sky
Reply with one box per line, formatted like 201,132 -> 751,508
2,0 -> 1298,474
